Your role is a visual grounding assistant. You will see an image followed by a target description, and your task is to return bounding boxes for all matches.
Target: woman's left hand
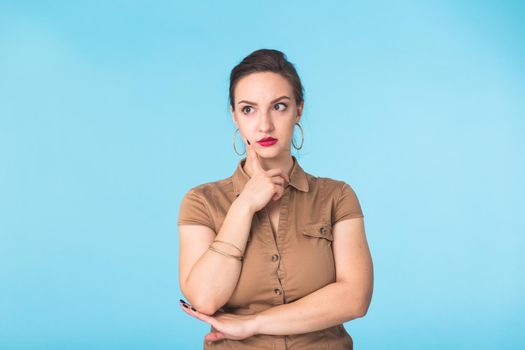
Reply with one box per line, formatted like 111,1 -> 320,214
179,300 -> 260,344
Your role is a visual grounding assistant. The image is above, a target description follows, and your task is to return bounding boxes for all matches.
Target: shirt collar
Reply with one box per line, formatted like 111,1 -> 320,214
232,155 -> 309,197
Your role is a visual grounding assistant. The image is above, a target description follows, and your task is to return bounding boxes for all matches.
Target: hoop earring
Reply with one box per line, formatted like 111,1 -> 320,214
232,128 -> 246,156
292,122 -> 304,150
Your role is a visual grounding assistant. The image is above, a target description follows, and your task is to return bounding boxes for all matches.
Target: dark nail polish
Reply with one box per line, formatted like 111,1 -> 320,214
179,298 -> 188,305
181,303 -> 189,309
246,139 -> 251,145
191,307 -> 197,312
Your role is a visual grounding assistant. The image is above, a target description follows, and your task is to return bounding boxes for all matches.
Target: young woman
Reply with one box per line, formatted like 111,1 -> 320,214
178,49 -> 373,349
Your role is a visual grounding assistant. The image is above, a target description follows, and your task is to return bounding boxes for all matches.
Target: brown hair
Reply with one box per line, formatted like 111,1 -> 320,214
229,49 -> 305,111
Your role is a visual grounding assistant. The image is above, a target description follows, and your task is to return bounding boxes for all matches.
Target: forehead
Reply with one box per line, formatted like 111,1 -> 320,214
235,72 -> 293,101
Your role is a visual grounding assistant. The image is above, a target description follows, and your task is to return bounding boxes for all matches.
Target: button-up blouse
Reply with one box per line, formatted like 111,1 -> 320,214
178,155 -> 364,349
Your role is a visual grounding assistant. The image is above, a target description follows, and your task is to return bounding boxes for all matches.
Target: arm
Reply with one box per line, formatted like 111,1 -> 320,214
253,217 -> 373,335
179,196 -> 255,315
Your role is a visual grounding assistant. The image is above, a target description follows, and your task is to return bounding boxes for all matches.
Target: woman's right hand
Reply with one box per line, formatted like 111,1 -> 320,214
238,140 -> 290,213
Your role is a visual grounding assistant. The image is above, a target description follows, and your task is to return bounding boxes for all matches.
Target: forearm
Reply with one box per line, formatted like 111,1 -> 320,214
253,282 -> 367,335
184,198 -> 254,314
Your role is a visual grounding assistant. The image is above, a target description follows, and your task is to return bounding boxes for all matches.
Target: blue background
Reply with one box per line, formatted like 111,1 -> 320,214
1,1 -> 524,349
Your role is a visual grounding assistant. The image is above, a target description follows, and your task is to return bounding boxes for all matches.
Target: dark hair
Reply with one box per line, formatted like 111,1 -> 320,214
229,49 -> 304,111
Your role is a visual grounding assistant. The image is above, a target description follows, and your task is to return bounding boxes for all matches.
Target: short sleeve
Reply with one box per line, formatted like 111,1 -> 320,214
178,189 -> 215,231
333,182 -> 364,223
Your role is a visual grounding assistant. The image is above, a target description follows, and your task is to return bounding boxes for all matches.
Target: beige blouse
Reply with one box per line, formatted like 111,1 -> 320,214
178,155 -> 364,349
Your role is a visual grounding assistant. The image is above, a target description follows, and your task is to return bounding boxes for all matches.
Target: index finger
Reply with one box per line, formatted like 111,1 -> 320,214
246,139 -> 263,174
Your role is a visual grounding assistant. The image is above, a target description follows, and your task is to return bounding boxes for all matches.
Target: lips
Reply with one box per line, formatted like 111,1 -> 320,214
257,137 -> 278,147
258,137 -> 277,142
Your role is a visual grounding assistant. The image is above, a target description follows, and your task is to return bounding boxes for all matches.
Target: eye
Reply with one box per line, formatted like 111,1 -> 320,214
274,102 -> 287,111
241,106 -> 253,114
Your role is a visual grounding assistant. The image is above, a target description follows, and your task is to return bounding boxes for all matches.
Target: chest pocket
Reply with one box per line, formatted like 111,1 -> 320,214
302,223 -> 334,242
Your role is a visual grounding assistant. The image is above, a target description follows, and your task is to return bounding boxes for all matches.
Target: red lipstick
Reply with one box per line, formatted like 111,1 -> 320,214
257,137 -> 277,147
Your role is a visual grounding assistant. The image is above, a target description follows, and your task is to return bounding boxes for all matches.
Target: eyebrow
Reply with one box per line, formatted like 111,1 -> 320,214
238,95 -> 291,105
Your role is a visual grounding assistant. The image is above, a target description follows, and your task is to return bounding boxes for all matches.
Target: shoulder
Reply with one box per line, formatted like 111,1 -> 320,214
306,173 -> 352,197
302,173 -> 364,223
178,177 -> 234,230
182,175 -> 234,200
315,176 -> 347,188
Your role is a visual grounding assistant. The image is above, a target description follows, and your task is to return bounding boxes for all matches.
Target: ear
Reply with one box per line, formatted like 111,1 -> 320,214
231,106 -> 239,128
296,101 -> 304,123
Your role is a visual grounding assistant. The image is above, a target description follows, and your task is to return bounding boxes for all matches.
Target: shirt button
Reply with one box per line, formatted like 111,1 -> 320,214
320,226 -> 327,235
274,288 -> 282,295
272,254 -> 279,262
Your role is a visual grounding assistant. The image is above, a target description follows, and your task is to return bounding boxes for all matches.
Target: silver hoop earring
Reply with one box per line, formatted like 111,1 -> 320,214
292,122 -> 304,150
232,128 -> 246,156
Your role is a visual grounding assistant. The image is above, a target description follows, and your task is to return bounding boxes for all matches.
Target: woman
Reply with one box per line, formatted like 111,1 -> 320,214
178,49 -> 373,349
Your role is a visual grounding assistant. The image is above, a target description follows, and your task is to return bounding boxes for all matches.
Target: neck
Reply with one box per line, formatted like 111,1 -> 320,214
243,152 -> 294,179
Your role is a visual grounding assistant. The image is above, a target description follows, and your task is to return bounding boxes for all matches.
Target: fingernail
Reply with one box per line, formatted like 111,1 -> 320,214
179,298 -> 188,305
191,307 -> 197,311
181,303 -> 189,309
246,139 -> 251,145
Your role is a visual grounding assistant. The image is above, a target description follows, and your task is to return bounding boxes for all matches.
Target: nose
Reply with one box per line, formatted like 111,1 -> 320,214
258,110 -> 274,132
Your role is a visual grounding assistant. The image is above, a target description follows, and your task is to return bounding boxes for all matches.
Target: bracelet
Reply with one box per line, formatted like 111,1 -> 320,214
213,239 -> 243,254
208,245 -> 244,261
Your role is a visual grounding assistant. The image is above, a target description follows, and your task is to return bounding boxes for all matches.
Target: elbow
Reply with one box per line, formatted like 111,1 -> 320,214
340,283 -> 372,320
180,277 -> 231,315
351,284 -> 373,318
180,282 -> 215,315
353,298 -> 372,318
190,298 -> 221,315
341,300 -> 369,321
354,304 -> 369,318
180,286 -> 221,315
180,294 -> 220,315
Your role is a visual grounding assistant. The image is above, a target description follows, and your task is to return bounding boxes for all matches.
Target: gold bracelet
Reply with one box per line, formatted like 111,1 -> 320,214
213,239 -> 243,254
208,245 -> 244,261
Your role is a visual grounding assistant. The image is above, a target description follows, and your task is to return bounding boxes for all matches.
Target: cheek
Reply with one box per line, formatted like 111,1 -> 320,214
282,121 -> 296,138
238,120 -> 257,133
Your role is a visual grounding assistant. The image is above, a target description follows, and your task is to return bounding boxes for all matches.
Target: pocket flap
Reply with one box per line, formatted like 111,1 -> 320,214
301,223 -> 333,241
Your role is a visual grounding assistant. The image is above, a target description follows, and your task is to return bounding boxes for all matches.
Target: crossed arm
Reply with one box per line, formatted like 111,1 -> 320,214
180,216 -> 373,337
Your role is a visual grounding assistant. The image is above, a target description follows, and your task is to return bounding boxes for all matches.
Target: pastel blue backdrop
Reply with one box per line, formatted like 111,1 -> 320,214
1,1 -> 523,349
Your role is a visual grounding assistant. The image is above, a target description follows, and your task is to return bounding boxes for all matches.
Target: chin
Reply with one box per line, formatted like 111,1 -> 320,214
257,147 -> 284,159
